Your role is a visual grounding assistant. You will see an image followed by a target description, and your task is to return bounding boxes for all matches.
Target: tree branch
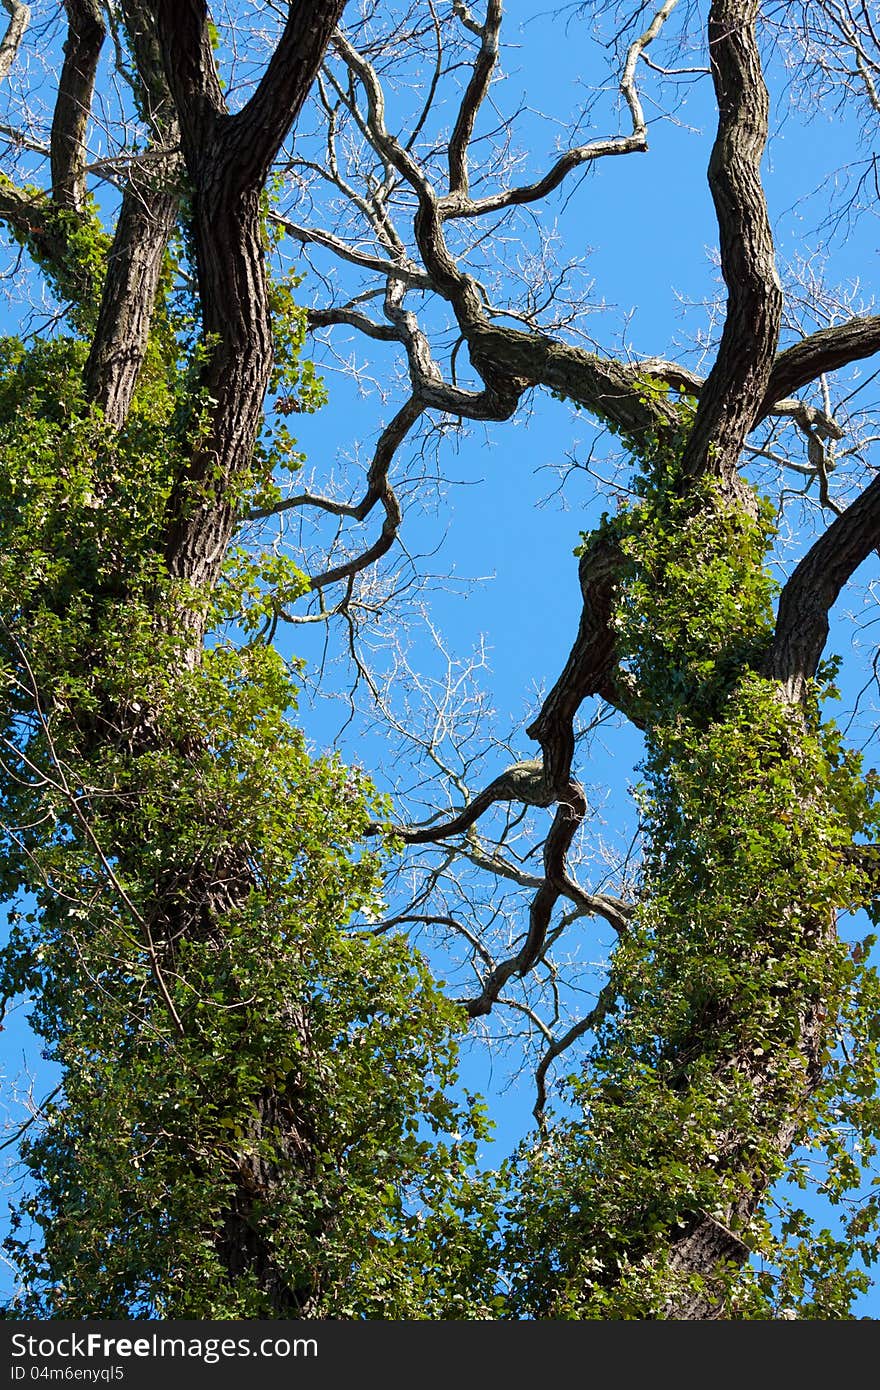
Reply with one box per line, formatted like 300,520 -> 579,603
0,1084 -> 62,1154
441,0 -> 679,221
50,0 -> 105,212
83,164 -> 179,429
274,213 -> 430,286
0,0 -> 28,85
307,397 -> 421,592
375,757 -> 553,844
766,470 -> 880,702
307,304 -> 402,342
223,1 -> 349,196
533,980 -> 619,1126
85,2 -> 182,429
680,0 -> 782,485
151,1 -> 347,591
463,836 -> 632,934
151,0 -> 226,147
757,315 -> 880,420
447,0 -> 501,196
526,525 -> 644,775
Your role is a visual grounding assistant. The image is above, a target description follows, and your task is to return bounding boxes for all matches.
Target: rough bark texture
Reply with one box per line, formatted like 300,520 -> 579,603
153,0 -> 348,591
767,471 -> 880,703
51,1 -> 105,211
679,0 -> 782,488
82,2 -> 182,428
54,0 -> 348,1313
138,0 -> 348,1311
83,171 -> 179,427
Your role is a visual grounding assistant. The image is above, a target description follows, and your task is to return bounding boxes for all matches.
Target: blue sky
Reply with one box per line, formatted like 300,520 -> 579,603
282,0 -> 880,1312
1,0 -> 879,1316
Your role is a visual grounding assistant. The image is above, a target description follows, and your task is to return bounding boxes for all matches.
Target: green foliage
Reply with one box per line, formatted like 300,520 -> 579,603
2,183 -> 879,1323
611,445 -> 779,718
505,405 -> 880,1318
0,320 -> 499,1317
0,179 -> 109,327
243,269 -> 328,519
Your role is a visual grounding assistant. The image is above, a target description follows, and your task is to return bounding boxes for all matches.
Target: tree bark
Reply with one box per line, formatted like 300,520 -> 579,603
83,170 -> 179,427
152,0 -> 348,591
47,0 -> 350,1312
767,471 -> 880,703
680,0 -> 782,488
51,1 -> 105,211
133,0 -> 346,1307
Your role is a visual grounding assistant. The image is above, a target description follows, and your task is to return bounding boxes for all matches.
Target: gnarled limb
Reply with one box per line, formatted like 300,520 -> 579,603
526,526 -> 639,777
316,4 -> 878,1317
767,469 -> 880,703
679,0 -> 782,487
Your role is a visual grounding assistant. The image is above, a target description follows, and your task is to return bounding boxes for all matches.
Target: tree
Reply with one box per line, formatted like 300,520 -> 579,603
0,0 -> 879,1320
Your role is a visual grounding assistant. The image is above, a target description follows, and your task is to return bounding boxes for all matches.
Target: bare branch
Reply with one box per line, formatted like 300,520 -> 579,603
462,837 -> 633,935
447,0 -> 501,197
439,0 -> 680,221
533,979 -> 619,1126
0,1084 -> 62,1154
307,397 -> 423,592
307,304 -> 401,342
374,757 -> 553,844
273,213 -> 431,287
0,0 -> 28,86
451,1 -> 483,41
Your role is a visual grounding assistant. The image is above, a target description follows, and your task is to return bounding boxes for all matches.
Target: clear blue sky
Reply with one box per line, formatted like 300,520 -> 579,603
285,0 -> 880,1313
1,0 -> 878,1316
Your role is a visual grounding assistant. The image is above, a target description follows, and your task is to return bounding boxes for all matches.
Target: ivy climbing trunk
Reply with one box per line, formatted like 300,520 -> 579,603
581,0 -> 838,1317
2,0 -> 880,1323
504,0 -> 874,1319
0,0 -> 355,1317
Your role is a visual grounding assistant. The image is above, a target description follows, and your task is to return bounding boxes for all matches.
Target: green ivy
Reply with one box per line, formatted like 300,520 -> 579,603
0,306 -> 500,1316
505,398 -> 880,1319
